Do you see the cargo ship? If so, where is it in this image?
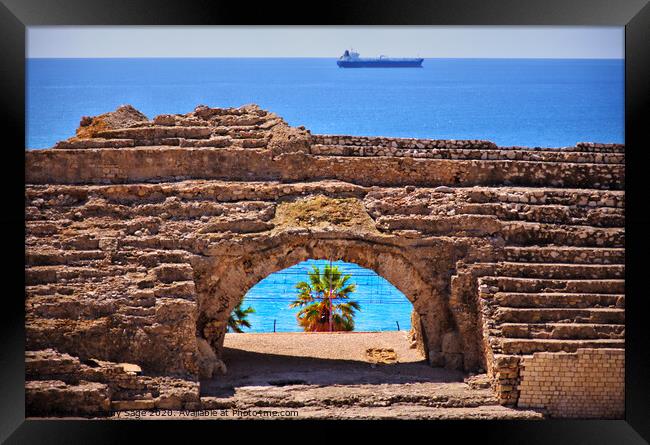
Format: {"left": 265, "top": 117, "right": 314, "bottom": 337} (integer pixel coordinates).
{"left": 336, "top": 50, "right": 423, "bottom": 68}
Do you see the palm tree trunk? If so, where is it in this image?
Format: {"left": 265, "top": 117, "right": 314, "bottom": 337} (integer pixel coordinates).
{"left": 328, "top": 260, "right": 333, "bottom": 332}
{"left": 329, "top": 291, "right": 333, "bottom": 332}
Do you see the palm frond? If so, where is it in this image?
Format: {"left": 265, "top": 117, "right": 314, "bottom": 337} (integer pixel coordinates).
{"left": 228, "top": 301, "right": 255, "bottom": 333}
{"left": 290, "top": 264, "right": 361, "bottom": 333}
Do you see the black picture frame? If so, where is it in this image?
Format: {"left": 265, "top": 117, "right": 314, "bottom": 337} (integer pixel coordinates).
{"left": 2, "top": 0, "right": 649, "bottom": 442}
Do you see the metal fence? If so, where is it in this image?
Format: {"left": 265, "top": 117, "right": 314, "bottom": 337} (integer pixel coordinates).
{"left": 238, "top": 260, "right": 413, "bottom": 333}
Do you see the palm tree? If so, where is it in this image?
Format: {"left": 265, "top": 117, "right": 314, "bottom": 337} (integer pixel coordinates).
{"left": 227, "top": 300, "right": 255, "bottom": 333}
{"left": 289, "top": 264, "right": 360, "bottom": 332}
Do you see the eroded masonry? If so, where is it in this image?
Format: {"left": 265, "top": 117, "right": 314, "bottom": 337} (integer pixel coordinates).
{"left": 25, "top": 105, "right": 624, "bottom": 418}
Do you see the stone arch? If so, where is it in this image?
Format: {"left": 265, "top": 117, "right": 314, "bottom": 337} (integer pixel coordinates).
{"left": 191, "top": 231, "right": 475, "bottom": 372}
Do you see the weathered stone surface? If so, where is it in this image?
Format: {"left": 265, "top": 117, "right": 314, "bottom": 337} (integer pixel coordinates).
{"left": 25, "top": 104, "right": 624, "bottom": 418}
{"left": 196, "top": 337, "right": 226, "bottom": 379}
{"left": 25, "top": 348, "right": 200, "bottom": 417}
{"left": 26, "top": 380, "right": 111, "bottom": 416}
{"left": 72, "top": 105, "right": 149, "bottom": 140}
{"left": 365, "top": 348, "right": 398, "bottom": 364}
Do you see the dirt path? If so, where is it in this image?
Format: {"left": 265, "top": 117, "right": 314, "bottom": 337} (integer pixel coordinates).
{"left": 195, "top": 332, "right": 544, "bottom": 420}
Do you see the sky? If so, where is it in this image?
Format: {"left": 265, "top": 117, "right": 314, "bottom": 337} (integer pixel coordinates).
{"left": 27, "top": 26, "right": 624, "bottom": 59}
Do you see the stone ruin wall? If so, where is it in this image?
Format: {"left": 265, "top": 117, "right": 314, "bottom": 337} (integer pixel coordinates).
{"left": 25, "top": 104, "right": 625, "bottom": 417}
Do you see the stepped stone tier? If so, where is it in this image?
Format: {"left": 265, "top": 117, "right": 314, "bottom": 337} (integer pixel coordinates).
{"left": 25, "top": 104, "right": 625, "bottom": 418}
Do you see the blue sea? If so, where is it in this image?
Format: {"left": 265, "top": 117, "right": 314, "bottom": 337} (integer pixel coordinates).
{"left": 27, "top": 58, "right": 623, "bottom": 149}
{"left": 26, "top": 57, "right": 624, "bottom": 332}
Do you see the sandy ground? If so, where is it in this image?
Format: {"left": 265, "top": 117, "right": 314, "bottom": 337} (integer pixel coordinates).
{"left": 224, "top": 331, "right": 427, "bottom": 362}
{"left": 191, "top": 332, "right": 544, "bottom": 420}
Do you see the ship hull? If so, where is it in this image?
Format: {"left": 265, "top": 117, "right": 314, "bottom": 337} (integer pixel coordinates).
{"left": 337, "top": 59, "right": 423, "bottom": 68}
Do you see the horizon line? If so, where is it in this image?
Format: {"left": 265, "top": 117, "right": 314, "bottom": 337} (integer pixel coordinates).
{"left": 27, "top": 56, "right": 625, "bottom": 60}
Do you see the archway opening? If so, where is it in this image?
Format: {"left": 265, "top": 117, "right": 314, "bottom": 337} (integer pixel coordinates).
{"left": 238, "top": 259, "right": 414, "bottom": 334}
{"left": 200, "top": 257, "right": 466, "bottom": 400}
